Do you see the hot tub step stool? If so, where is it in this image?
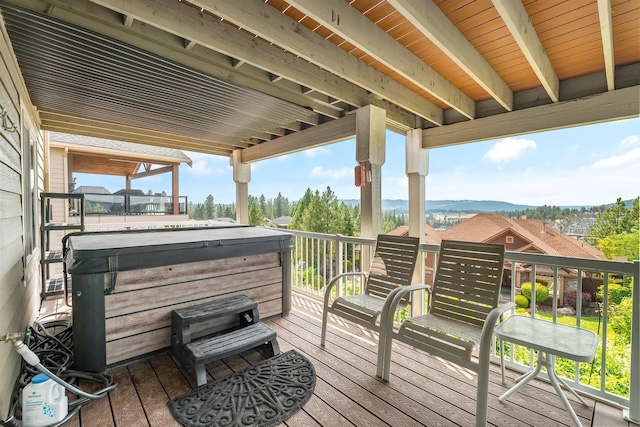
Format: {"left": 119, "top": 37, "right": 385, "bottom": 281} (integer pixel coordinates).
{"left": 171, "top": 295, "right": 280, "bottom": 387}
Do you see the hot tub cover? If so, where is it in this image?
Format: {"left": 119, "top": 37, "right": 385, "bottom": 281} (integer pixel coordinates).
{"left": 65, "top": 226, "right": 292, "bottom": 275}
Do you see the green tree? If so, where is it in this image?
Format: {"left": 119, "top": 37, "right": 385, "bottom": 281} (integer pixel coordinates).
{"left": 290, "top": 188, "right": 314, "bottom": 230}
{"left": 586, "top": 198, "right": 630, "bottom": 244}
{"left": 203, "top": 194, "right": 215, "bottom": 219}
{"left": 587, "top": 197, "right": 640, "bottom": 260}
{"left": 248, "top": 201, "right": 263, "bottom": 226}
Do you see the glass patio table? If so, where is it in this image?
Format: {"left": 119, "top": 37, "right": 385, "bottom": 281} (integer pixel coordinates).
{"left": 494, "top": 315, "right": 599, "bottom": 427}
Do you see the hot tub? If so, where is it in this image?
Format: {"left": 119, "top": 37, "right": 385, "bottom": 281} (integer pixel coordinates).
{"left": 65, "top": 225, "right": 292, "bottom": 372}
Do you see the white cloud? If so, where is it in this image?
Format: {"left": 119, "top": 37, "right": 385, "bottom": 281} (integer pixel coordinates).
{"left": 620, "top": 135, "right": 640, "bottom": 146}
{"left": 592, "top": 148, "right": 640, "bottom": 168}
{"left": 188, "top": 159, "right": 214, "bottom": 176}
{"left": 310, "top": 166, "right": 351, "bottom": 180}
{"left": 483, "top": 137, "right": 536, "bottom": 164}
{"left": 304, "top": 147, "right": 330, "bottom": 158}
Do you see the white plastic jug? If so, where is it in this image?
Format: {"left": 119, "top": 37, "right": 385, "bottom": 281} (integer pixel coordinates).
{"left": 22, "top": 373, "right": 68, "bottom": 427}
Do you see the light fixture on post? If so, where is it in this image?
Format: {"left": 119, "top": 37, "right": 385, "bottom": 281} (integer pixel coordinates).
{"left": 354, "top": 164, "right": 371, "bottom": 187}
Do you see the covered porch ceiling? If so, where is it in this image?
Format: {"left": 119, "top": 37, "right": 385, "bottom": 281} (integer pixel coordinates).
{"left": 1, "top": 0, "right": 638, "bottom": 161}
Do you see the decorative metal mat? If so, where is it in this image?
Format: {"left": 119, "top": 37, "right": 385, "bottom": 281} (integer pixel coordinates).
{"left": 168, "top": 350, "right": 316, "bottom": 427}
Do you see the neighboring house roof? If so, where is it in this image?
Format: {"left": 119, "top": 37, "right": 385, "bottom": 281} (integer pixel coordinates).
{"left": 74, "top": 186, "right": 111, "bottom": 194}
{"left": 439, "top": 213, "right": 605, "bottom": 260}
{"left": 49, "top": 132, "right": 192, "bottom": 166}
{"left": 387, "top": 224, "right": 442, "bottom": 245}
{"left": 270, "top": 216, "right": 292, "bottom": 226}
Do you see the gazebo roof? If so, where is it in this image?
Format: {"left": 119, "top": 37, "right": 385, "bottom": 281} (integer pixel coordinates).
{"left": 49, "top": 132, "right": 192, "bottom": 176}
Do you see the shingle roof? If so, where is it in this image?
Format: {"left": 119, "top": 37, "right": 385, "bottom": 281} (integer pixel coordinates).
{"left": 440, "top": 213, "right": 605, "bottom": 259}
{"left": 387, "top": 224, "right": 442, "bottom": 245}
{"left": 49, "top": 132, "right": 192, "bottom": 165}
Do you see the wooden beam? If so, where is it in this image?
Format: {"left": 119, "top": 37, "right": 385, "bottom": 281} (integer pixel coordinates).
{"left": 122, "top": 13, "right": 134, "bottom": 27}
{"left": 87, "top": 0, "right": 420, "bottom": 129}
{"left": 40, "top": 110, "right": 236, "bottom": 156}
{"left": 288, "top": 0, "right": 474, "bottom": 119}
{"left": 129, "top": 164, "right": 173, "bottom": 179}
{"left": 185, "top": 0, "right": 443, "bottom": 125}
{"left": 597, "top": 0, "right": 615, "bottom": 91}
{"left": 241, "top": 114, "right": 356, "bottom": 163}
{"left": 183, "top": 38, "right": 196, "bottom": 50}
{"left": 389, "top": 0, "right": 513, "bottom": 112}
{"left": 421, "top": 86, "right": 639, "bottom": 148}
{"left": 492, "top": 0, "right": 559, "bottom": 102}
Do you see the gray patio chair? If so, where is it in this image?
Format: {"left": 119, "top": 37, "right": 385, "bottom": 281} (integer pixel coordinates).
{"left": 377, "top": 240, "right": 515, "bottom": 427}
{"left": 320, "top": 234, "right": 420, "bottom": 347}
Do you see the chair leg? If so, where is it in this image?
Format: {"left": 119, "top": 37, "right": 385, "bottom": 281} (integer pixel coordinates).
{"left": 500, "top": 338, "right": 505, "bottom": 385}
{"left": 321, "top": 307, "right": 329, "bottom": 346}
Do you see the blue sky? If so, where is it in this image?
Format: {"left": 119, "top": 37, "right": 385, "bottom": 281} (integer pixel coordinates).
{"left": 75, "top": 117, "right": 639, "bottom": 207}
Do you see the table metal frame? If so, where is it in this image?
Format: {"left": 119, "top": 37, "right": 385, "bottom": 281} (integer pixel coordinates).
{"left": 494, "top": 315, "right": 599, "bottom": 427}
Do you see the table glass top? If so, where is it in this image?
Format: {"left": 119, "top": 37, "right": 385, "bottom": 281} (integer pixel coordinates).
{"left": 494, "top": 315, "right": 599, "bottom": 362}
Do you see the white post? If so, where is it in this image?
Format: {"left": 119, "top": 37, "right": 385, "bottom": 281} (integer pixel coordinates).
{"left": 356, "top": 105, "right": 386, "bottom": 240}
{"left": 230, "top": 149, "right": 251, "bottom": 224}
{"left": 406, "top": 129, "right": 428, "bottom": 316}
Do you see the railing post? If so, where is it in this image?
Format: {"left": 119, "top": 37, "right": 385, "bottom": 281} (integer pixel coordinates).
{"left": 624, "top": 260, "right": 640, "bottom": 423}
{"left": 336, "top": 235, "right": 343, "bottom": 276}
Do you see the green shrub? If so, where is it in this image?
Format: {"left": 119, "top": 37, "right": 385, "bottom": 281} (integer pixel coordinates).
{"left": 520, "top": 282, "right": 550, "bottom": 305}
{"left": 515, "top": 294, "right": 529, "bottom": 308}
{"left": 597, "top": 282, "right": 632, "bottom": 305}
{"left": 610, "top": 297, "right": 632, "bottom": 345}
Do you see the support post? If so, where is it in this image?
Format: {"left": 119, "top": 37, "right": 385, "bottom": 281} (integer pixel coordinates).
{"left": 356, "top": 105, "right": 386, "bottom": 240}
{"left": 231, "top": 149, "right": 251, "bottom": 224}
{"left": 406, "top": 129, "right": 429, "bottom": 316}
{"left": 172, "top": 163, "right": 179, "bottom": 215}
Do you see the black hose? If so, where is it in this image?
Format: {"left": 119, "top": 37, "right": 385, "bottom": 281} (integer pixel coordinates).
{"left": 2, "top": 317, "right": 117, "bottom": 425}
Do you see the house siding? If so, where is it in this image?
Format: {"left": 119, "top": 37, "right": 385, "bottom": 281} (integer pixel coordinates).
{"left": 0, "top": 21, "right": 43, "bottom": 419}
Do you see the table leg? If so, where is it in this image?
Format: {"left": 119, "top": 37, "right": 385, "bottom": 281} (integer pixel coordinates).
{"left": 553, "top": 372, "right": 589, "bottom": 406}
{"left": 499, "top": 351, "right": 543, "bottom": 402}
{"left": 545, "top": 355, "right": 584, "bottom": 427}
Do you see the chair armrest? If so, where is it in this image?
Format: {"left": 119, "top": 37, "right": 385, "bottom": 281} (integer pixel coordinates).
{"left": 480, "top": 302, "right": 516, "bottom": 347}
{"left": 323, "top": 271, "right": 368, "bottom": 307}
{"left": 380, "top": 284, "right": 431, "bottom": 333}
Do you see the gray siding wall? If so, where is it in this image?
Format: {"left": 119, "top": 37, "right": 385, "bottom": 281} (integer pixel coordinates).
{"left": 0, "top": 21, "right": 43, "bottom": 419}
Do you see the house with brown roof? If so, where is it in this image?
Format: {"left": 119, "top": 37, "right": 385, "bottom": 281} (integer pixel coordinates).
{"left": 391, "top": 213, "right": 606, "bottom": 306}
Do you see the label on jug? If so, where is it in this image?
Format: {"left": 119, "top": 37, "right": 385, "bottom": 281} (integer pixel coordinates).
{"left": 22, "top": 373, "right": 68, "bottom": 427}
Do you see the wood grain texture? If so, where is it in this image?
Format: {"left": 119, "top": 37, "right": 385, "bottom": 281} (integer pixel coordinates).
{"left": 127, "top": 360, "right": 181, "bottom": 427}
{"left": 50, "top": 292, "right": 623, "bottom": 427}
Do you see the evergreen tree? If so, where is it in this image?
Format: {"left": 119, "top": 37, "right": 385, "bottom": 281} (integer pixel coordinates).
{"left": 259, "top": 194, "right": 267, "bottom": 216}
{"left": 290, "top": 188, "right": 314, "bottom": 230}
{"left": 586, "top": 198, "right": 631, "bottom": 244}
{"left": 248, "top": 201, "right": 263, "bottom": 226}
{"left": 203, "top": 194, "right": 215, "bottom": 219}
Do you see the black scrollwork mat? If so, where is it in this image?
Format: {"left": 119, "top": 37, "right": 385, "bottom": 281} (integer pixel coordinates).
{"left": 168, "top": 350, "right": 316, "bottom": 426}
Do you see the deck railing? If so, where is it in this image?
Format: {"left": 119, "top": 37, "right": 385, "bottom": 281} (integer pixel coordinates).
{"left": 287, "top": 230, "right": 640, "bottom": 419}
{"left": 72, "top": 193, "right": 188, "bottom": 215}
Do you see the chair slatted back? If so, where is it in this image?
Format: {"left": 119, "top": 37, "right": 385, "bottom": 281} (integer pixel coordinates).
{"left": 431, "top": 240, "right": 505, "bottom": 328}
{"left": 366, "top": 235, "right": 420, "bottom": 304}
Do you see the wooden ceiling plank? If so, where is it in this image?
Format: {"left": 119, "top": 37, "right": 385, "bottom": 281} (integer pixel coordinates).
{"left": 492, "top": 0, "right": 559, "bottom": 102}
{"left": 597, "top": 0, "right": 616, "bottom": 90}
{"left": 388, "top": 0, "right": 514, "bottom": 111}
{"left": 287, "top": 0, "right": 475, "bottom": 119}
{"left": 185, "top": 0, "right": 443, "bottom": 125}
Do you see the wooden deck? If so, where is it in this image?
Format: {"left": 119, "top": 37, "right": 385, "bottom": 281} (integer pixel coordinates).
{"left": 40, "top": 292, "right": 631, "bottom": 426}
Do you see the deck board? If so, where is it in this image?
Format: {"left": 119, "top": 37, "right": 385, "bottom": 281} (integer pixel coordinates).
{"left": 42, "top": 291, "right": 630, "bottom": 426}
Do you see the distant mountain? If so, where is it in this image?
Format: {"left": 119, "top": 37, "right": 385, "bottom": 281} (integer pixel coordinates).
{"left": 337, "top": 198, "right": 636, "bottom": 213}
{"left": 339, "top": 199, "right": 538, "bottom": 213}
